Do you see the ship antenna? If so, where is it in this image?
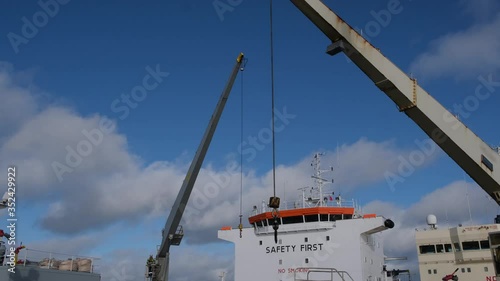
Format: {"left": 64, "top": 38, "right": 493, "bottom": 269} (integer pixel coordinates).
{"left": 311, "top": 153, "right": 334, "bottom": 206}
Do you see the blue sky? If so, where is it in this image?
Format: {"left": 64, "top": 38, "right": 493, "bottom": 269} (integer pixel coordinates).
{"left": 1, "top": 0, "right": 500, "bottom": 280}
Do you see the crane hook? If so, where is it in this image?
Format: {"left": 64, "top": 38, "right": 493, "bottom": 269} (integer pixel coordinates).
{"left": 269, "top": 196, "right": 280, "bottom": 243}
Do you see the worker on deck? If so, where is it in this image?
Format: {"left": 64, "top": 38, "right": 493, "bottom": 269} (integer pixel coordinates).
{"left": 147, "top": 255, "right": 155, "bottom": 278}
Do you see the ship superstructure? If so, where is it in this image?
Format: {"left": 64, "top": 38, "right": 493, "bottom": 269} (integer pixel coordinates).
{"left": 218, "top": 153, "right": 396, "bottom": 281}
{"left": 416, "top": 215, "right": 499, "bottom": 281}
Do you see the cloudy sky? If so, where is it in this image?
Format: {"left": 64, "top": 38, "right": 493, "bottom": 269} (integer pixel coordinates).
{"left": 1, "top": 0, "right": 500, "bottom": 280}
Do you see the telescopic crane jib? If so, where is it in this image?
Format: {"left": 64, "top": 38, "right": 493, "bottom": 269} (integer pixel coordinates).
{"left": 150, "top": 53, "right": 246, "bottom": 281}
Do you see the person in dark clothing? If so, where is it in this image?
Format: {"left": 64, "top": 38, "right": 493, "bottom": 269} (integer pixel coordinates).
{"left": 147, "top": 255, "right": 155, "bottom": 278}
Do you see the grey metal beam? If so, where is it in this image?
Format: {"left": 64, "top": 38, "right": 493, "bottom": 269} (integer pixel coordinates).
{"left": 291, "top": 0, "right": 500, "bottom": 204}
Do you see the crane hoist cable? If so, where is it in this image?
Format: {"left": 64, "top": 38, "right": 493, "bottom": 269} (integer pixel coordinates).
{"left": 238, "top": 58, "right": 247, "bottom": 238}
{"left": 268, "top": 0, "right": 280, "bottom": 244}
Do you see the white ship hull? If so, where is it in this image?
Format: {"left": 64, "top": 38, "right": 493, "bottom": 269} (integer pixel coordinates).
{"left": 220, "top": 215, "right": 392, "bottom": 281}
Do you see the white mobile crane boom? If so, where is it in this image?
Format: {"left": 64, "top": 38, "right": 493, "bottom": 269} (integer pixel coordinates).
{"left": 290, "top": 0, "right": 500, "bottom": 205}
{"left": 151, "top": 53, "right": 245, "bottom": 281}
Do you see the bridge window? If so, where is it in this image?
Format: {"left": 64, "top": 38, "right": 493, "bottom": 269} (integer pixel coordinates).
{"left": 320, "top": 214, "right": 329, "bottom": 221}
{"left": 305, "top": 258, "right": 309, "bottom": 264}
{"left": 485, "top": 267, "right": 489, "bottom": 272}
{"left": 305, "top": 237, "right": 308, "bottom": 243}
{"left": 444, "top": 244, "right": 452, "bottom": 252}
{"left": 435, "top": 244, "right": 452, "bottom": 253}
{"left": 326, "top": 236, "right": 330, "bottom": 241}
{"left": 467, "top": 268, "right": 471, "bottom": 273}
{"left": 259, "top": 241, "right": 262, "bottom": 245}
{"left": 330, "top": 215, "right": 342, "bottom": 221}
{"left": 454, "top": 242, "right": 461, "bottom": 252}
{"left": 419, "top": 245, "right": 436, "bottom": 254}
{"left": 481, "top": 240, "right": 490, "bottom": 249}
{"left": 282, "top": 216, "right": 303, "bottom": 224}
{"left": 267, "top": 219, "right": 282, "bottom": 226}
{"left": 436, "top": 244, "right": 444, "bottom": 253}
{"left": 462, "top": 241, "right": 480, "bottom": 251}
{"left": 305, "top": 214, "right": 319, "bottom": 222}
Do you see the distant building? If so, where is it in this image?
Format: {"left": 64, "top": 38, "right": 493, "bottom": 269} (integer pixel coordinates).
{"left": 415, "top": 215, "right": 498, "bottom": 281}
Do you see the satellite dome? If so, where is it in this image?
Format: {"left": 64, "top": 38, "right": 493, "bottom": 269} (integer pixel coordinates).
{"left": 427, "top": 214, "right": 437, "bottom": 225}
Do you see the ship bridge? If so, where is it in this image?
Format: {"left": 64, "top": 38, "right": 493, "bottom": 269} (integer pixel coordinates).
{"left": 248, "top": 190, "right": 381, "bottom": 235}
{"left": 218, "top": 153, "right": 395, "bottom": 281}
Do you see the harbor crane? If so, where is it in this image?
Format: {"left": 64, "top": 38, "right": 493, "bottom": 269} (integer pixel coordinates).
{"left": 290, "top": 0, "right": 500, "bottom": 205}
{"left": 150, "top": 53, "right": 246, "bottom": 281}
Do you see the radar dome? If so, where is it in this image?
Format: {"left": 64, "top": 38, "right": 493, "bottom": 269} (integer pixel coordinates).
{"left": 427, "top": 214, "right": 437, "bottom": 225}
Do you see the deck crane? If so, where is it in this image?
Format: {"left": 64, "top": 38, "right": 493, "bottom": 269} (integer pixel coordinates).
{"left": 290, "top": 0, "right": 500, "bottom": 205}
{"left": 151, "top": 53, "right": 246, "bottom": 281}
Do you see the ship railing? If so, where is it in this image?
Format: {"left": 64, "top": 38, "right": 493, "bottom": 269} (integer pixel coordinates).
{"left": 254, "top": 222, "right": 334, "bottom": 234}
{"left": 251, "top": 199, "right": 357, "bottom": 215}
{"left": 293, "top": 267, "right": 355, "bottom": 281}
{"left": 12, "top": 248, "right": 100, "bottom": 274}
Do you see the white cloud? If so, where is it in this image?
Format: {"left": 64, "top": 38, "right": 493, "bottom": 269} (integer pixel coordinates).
{"left": 409, "top": 14, "right": 500, "bottom": 80}
{"left": 1, "top": 105, "right": 425, "bottom": 237}
{"left": 0, "top": 63, "right": 38, "bottom": 142}
{"left": 27, "top": 235, "right": 103, "bottom": 258}
{"left": 98, "top": 249, "right": 150, "bottom": 281}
